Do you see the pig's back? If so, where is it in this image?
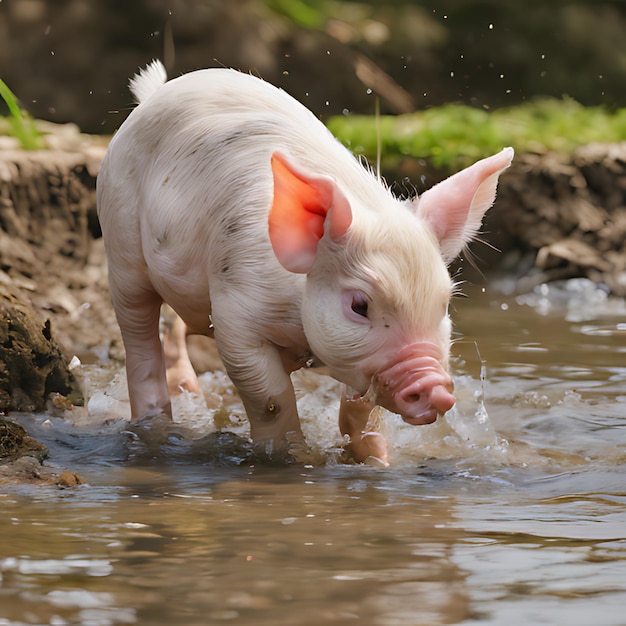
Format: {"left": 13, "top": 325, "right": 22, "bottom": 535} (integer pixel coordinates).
{"left": 98, "top": 67, "right": 388, "bottom": 330}
{"left": 108, "top": 67, "right": 380, "bottom": 212}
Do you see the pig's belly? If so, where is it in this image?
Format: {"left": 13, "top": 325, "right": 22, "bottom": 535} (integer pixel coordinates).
{"left": 161, "top": 291, "right": 213, "bottom": 337}
{"left": 146, "top": 263, "right": 213, "bottom": 336}
{"left": 169, "top": 301, "right": 214, "bottom": 337}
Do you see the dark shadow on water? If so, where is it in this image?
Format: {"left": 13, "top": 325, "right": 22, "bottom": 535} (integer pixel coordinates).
{"left": 122, "top": 414, "right": 256, "bottom": 466}
{"left": 12, "top": 413, "right": 312, "bottom": 472}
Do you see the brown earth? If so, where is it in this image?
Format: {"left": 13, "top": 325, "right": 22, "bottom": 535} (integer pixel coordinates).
{"left": 489, "top": 144, "right": 626, "bottom": 295}
{"left": 0, "top": 128, "right": 111, "bottom": 484}
{"left": 0, "top": 415, "right": 84, "bottom": 487}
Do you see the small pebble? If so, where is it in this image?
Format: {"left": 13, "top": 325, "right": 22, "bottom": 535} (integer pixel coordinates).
{"left": 57, "top": 471, "right": 84, "bottom": 488}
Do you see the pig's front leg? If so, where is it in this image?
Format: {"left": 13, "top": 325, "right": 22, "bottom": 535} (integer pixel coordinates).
{"left": 212, "top": 308, "right": 304, "bottom": 458}
{"left": 339, "top": 388, "right": 389, "bottom": 467}
{"left": 223, "top": 344, "right": 304, "bottom": 458}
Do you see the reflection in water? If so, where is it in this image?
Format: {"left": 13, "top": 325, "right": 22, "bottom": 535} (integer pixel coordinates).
{"left": 1, "top": 279, "right": 625, "bottom": 625}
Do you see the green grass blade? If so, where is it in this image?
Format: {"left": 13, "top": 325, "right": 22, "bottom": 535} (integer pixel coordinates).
{"left": 0, "top": 78, "right": 43, "bottom": 150}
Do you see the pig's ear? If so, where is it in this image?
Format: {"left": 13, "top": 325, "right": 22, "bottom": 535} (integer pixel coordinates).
{"left": 269, "top": 152, "right": 352, "bottom": 273}
{"left": 413, "top": 147, "right": 514, "bottom": 264}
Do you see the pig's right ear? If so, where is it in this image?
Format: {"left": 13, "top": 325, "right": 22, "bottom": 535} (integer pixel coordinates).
{"left": 269, "top": 152, "right": 352, "bottom": 273}
{"left": 413, "top": 147, "right": 513, "bottom": 264}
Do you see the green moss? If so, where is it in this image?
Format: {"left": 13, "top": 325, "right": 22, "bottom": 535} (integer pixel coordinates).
{"left": 264, "top": 0, "right": 327, "bottom": 28}
{"left": 327, "top": 98, "right": 626, "bottom": 169}
{"left": 0, "top": 78, "right": 44, "bottom": 150}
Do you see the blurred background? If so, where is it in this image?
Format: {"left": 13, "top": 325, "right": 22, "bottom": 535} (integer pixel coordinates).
{"left": 0, "top": 0, "right": 625, "bottom": 135}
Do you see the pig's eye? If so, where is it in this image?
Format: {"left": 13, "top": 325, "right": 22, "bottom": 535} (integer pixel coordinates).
{"left": 343, "top": 290, "right": 371, "bottom": 324}
{"left": 350, "top": 291, "right": 369, "bottom": 318}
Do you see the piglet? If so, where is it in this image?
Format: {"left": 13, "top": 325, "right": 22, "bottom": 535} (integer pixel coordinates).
{"left": 97, "top": 60, "right": 513, "bottom": 465}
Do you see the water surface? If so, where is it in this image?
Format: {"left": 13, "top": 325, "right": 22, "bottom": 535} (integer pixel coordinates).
{"left": 1, "top": 279, "right": 625, "bottom": 626}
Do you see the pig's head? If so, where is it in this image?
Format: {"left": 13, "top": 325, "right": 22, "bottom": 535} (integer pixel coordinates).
{"left": 269, "top": 148, "right": 513, "bottom": 424}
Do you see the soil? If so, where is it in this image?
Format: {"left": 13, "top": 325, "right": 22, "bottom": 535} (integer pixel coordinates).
{"left": 490, "top": 144, "right": 626, "bottom": 295}
{"left": 0, "top": 415, "right": 84, "bottom": 487}
{"left": 0, "top": 127, "right": 113, "bottom": 486}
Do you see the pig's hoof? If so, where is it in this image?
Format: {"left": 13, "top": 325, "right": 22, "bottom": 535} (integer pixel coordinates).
{"left": 364, "top": 455, "right": 389, "bottom": 468}
{"left": 346, "top": 431, "right": 389, "bottom": 466}
{"left": 167, "top": 374, "right": 200, "bottom": 396}
{"left": 178, "top": 378, "right": 200, "bottom": 394}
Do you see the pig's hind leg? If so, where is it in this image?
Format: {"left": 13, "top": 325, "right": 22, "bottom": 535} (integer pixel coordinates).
{"left": 111, "top": 283, "right": 173, "bottom": 421}
{"left": 161, "top": 306, "right": 200, "bottom": 396}
{"left": 339, "top": 389, "right": 389, "bottom": 467}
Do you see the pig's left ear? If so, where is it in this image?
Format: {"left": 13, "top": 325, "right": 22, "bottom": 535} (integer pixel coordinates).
{"left": 413, "top": 147, "right": 514, "bottom": 264}
{"left": 269, "top": 152, "right": 352, "bottom": 273}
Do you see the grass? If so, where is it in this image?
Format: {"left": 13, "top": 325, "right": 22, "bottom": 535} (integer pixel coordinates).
{"left": 326, "top": 98, "right": 626, "bottom": 170}
{"left": 0, "top": 78, "right": 44, "bottom": 150}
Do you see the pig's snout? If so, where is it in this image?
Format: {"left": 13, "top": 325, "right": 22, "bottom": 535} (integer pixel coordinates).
{"left": 396, "top": 382, "right": 456, "bottom": 425}
{"left": 372, "top": 342, "right": 455, "bottom": 425}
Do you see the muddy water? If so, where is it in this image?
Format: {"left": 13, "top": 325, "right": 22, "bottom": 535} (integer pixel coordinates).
{"left": 1, "top": 279, "right": 625, "bottom": 626}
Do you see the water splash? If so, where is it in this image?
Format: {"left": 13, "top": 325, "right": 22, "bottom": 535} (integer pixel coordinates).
{"left": 61, "top": 361, "right": 513, "bottom": 468}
